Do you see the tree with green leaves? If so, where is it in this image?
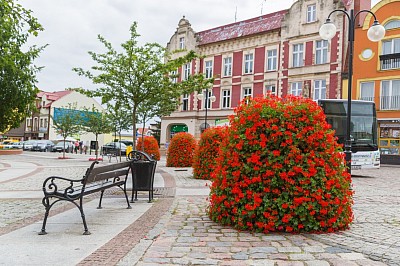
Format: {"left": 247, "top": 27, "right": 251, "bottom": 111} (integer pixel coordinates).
{"left": 106, "top": 102, "right": 132, "bottom": 143}
{"left": 51, "top": 103, "right": 82, "bottom": 159}
{"left": 82, "top": 105, "right": 113, "bottom": 160}
{"left": 73, "top": 22, "right": 212, "bottom": 150}
{"left": 0, "top": 0, "right": 46, "bottom": 132}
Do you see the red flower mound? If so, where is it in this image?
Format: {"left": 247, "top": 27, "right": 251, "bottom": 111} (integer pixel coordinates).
{"left": 137, "top": 136, "right": 161, "bottom": 161}
{"left": 166, "top": 132, "right": 196, "bottom": 167}
{"left": 208, "top": 95, "right": 353, "bottom": 233}
{"left": 193, "top": 127, "right": 228, "bottom": 180}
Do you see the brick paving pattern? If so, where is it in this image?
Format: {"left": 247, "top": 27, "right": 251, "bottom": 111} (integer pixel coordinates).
{"left": 0, "top": 152, "right": 399, "bottom": 265}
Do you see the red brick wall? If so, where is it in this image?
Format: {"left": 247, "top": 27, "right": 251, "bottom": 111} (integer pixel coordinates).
{"left": 282, "top": 78, "right": 288, "bottom": 96}
{"left": 212, "top": 87, "right": 220, "bottom": 109}
{"left": 254, "top": 47, "right": 265, "bottom": 73}
{"left": 253, "top": 82, "right": 264, "bottom": 97}
{"left": 214, "top": 55, "right": 222, "bottom": 78}
{"left": 231, "top": 84, "right": 241, "bottom": 108}
{"left": 305, "top": 41, "right": 313, "bottom": 66}
{"left": 282, "top": 41, "right": 289, "bottom": 69}
{"left": 233, "top": 51, "right": 243, "bottom": 76}
{"left": 329, "top": 73, "right": 338, "bottom": 99}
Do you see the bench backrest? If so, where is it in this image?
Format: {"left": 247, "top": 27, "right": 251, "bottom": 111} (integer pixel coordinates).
{"left": 84, "top": 160, "right": 132, "bottom": 185}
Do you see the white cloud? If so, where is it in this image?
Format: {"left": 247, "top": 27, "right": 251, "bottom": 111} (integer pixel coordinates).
{"left": 18, "top": 0, "right": 381, "bottom": 92}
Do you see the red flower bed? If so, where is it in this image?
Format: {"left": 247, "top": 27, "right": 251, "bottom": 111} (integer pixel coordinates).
{"left": 193, "top": 127, "right": 228, "bottom": 179}
{"left": 166, "top": 132, "right": 196, "bottom": 167}
{"left": 137, "top": 136, "right": 161, "bottom": 161}
{"left": 208, "top": 95, "right": 353, "bottom": 233}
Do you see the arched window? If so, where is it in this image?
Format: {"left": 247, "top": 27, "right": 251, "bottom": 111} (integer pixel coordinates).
{"left": 384, "top": 20, "right": 400, "bottom": 30}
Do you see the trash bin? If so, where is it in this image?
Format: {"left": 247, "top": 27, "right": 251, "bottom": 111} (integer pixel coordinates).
{"left": 131, "top": 159, "right": 157, "bottom": 203}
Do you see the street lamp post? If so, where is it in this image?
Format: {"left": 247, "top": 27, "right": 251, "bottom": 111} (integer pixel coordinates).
{"left": 197, "top": 88, "right": 216, "bottom": 132}
{"left": 319, "top": 9, "right": 385, "bottom": 174}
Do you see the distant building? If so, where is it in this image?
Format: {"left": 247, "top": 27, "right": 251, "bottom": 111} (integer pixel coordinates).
{"left": 5, "top": 90, "right": 107, "bottom": 147}
{"left": 161, "top": 0, "right": 369, "bottom": 147}
{"left": 353, "top": 0, "right": 400, "bottom": 163}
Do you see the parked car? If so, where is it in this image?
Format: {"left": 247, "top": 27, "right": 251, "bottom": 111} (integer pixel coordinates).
{"left": 101, "top": 142, "right": 127, "bottom": 155}
{"left": 52, "top": 141, "right": 74, "bottom": 153}
{"left": 32, "top": 140, "right": 55, "bottom": 152}
{"left": 11, "top": 142, "right": 24, "bottom": 149}
{"left": 119, "top": 140, "right": 134, "bottom": 147}
{"left": 22, "top": 140, "right": 37, "bottom": 151}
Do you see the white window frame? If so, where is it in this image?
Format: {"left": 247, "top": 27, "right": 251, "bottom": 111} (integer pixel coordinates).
{"left": 315, "top": 40, "right": 328, "bottom": 64}
{"left": 382, "top": 38, "right": 400, "bottom": 55}
{"left": 265, "top": 84, "right": 277, "bottom": 96}
{"left": 360, "top": 82, "right": 374, "bottom": 101}
{"left": 222, "top": 89, "right": 231, "bottom": 109}
{"left": 313, "top": 80, "right": 326, "bottom": 100}
{"left": 205, "top": 60, "right": 213, "bottom": 79}
{"left": 223, "top": 57, "right": 232, "bottom": 77}
{"left": 182, "top": 94, "right": 189, "bottom": 111}
{"left": 266, "top": 49, "right": 277, "bottom": 71}
{"left": 381, "top": 80, "right": 400, "bottom": 110}
{"left": 183, "top": 63, "right": 191, "bottom": 80}
{"left": 307, "top": 4, "right": 317, "bottom": 23}
{"left": 179, "top": 37, "right": 185, "bottom": 49}
{"left": 290, "top": 82, "right": 302, "bottom": 96}
{"left": 244, "top": 53, "right": 254, "bottom": 74}
{"left": 170, "top": 70, "right": 178, "bottom": 83}
{"left": 202, "top": 90, "right": 213, "bottom": 109}
{"left": 292, "top": 43, "right": 304, "bottom": 67}
{"left": 243, "top": 87, "right": 252, "bottom": 99}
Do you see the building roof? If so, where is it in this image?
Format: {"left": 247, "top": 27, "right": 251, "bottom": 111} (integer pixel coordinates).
{"left": 38, "top": 90, "right": 73, "bottom": 108}
{"left": 196, "top": 10, "right": 288, "bottom": 46}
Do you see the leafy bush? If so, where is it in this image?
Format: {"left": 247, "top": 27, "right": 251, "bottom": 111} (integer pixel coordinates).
{"left": 166, "top": 132, "right": 196, "bottom": 167}
{"left": 137, "top": 136, "right": 160, "bottom": 161}
{"left": 208, "top": 95, "right": 353, "bottom": 233}
{"left": 193, "top": 127, "right": 227, "bottom": 179}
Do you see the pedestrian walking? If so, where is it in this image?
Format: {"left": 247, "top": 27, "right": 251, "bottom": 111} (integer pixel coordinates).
{"left": 79, "top": 140, "right": 83, "bottom": 154}
{"left": 74, "top": 140, "right": 79, "bottom": 154}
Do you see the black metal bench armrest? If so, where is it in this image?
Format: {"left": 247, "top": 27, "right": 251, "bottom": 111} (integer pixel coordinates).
{"left": 42, "top": 176, "right": 86, "bottom": 199}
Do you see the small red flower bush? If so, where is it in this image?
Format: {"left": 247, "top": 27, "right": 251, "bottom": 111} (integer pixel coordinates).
{"left": 193, "top": 127, "right": 228, "bottom": 179}
{"left": 208, "top": 95, "right": 353, "bottom": 233}
{"left": 137, "top": 136, "right": 160, "bottom": 161}
{"left": 166, "top": 132, "right": 196, "bottom": 167}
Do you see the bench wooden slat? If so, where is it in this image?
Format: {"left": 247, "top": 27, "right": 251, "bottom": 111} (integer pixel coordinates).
{"left": 88, "top": 161, "right": 131, "bottom": 176}
{"left": 86, "top": 168, "right": 130, "bottom": 183}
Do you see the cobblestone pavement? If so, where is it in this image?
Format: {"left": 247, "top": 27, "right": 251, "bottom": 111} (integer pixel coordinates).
{"left": 1, "top": 152, "right": 399, "bottom": 265}
{"left": 121, "top": 165, "right": 399, "bottom": 266}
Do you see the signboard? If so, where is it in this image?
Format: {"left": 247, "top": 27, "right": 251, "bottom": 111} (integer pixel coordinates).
{"left": 215, "top": 118, "right": 229, "bottom": 127}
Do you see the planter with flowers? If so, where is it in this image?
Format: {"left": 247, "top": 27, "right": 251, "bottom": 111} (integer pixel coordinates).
{"left": 166, "top": 132, "right": 196, "bottom": 167}
{"left": 193, "top": 126, "right": 227, "bottom": 179}
{"left": 208, "top": 95, "right": 353, "bottom": 233}
{"left": 137, "top": 136, "right": 161, "bottom": 161}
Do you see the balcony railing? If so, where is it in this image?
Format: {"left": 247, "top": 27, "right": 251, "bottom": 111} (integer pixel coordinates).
{"left": 380, "top": 95, "right": 400, "bottom": 110}
{"left": 359, "top": 96, "right": 374, "bottom": 102}
{"left": 380, "top": 53, "right": 400, "bottom": 70}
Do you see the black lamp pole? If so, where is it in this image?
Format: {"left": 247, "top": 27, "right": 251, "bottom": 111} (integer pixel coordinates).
{"left": 321, "top": 9, "right": 385, "bottom": 175}
{"left": 205, "top": 87, "right": 209, "bottom": 131}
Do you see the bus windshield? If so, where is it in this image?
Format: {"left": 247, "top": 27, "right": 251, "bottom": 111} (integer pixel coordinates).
{"left": 319, "top": 100, "right": 378, "bottom": 151}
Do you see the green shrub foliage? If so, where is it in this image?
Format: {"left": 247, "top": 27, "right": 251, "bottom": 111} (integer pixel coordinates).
{"left": 193, "top": 127, "right": 228, "bottom": 179}
{"left": 137, "top": 136, "right": 160, "bottom": 161}
{"left": 166, "top": 132, "right": 196, "bottom": 167}
{"left": 208, "top": 95, "right": 353, "bottom": 233}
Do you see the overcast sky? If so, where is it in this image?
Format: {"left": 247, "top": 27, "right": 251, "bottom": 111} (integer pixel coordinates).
{"left": 19, "top": 0, "right": 380, "bottom": 93}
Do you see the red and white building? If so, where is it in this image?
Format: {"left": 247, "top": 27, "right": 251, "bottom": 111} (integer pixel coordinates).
{"left": 160, "top": 0, "right": 372, "bottom": 147}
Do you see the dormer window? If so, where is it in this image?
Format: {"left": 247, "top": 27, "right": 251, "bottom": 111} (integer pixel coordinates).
{"left": 307, "top": 4, "right": 316, "bottom": 23}
{"left": 179, "top": 37, "right": 185, "bottom": 49}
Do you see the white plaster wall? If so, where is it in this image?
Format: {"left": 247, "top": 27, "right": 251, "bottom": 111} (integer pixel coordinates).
{"left": 47, "top": 91, "right": 106, "bottom": 147}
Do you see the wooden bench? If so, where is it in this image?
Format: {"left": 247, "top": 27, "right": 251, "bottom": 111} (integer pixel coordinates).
{"left": 39, "top": 160, "right": 132, "bottom": 235}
